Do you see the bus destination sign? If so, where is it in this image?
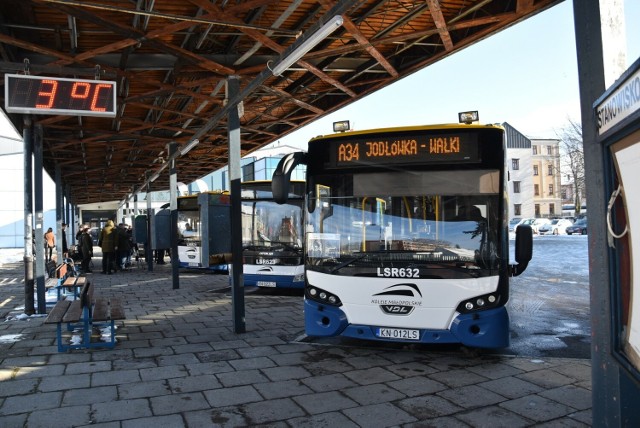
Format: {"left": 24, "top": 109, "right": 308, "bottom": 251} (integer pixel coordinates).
{"left": 332, "top": 132, "right": 479, "bottom": 166}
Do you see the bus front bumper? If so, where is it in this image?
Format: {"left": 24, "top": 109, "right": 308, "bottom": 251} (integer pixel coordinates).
{"left": 244, "top": 273, "right": 304, "bottom": 289}
{"left": 304, "top": 300, "right": 509, "bottom": 349}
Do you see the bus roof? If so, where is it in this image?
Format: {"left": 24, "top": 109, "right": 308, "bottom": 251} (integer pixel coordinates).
{"left": 309, "top": 123, "right": 505, "bottom": 142}
{"left": 177, "top": 190, "right": 227, "bottom": 199}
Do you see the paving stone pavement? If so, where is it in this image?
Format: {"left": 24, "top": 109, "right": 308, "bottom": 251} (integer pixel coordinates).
{"left": 0, "top": 255, "right": 592, "bottom": 427}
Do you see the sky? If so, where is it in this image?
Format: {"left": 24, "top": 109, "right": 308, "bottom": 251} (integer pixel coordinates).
{"left": 1, "top": 1, "right": 639, "bottom": 149}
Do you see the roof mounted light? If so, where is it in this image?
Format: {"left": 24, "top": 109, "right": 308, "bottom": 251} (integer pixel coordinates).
{"left": 333, "top": 120, "right": 350, "bottom": 132}
{"left": 458, "top": 110, "right": 479, "bottom": 124}
{"left": 180, "top": 139, "right": 199, "bottom": 156}
{"left": 271, "top": 15, "right": 343, "bottom": 76}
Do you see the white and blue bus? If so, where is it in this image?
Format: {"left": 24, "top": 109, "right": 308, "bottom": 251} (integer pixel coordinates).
{"left": 272, "top": 123, "right": 532, "bottom": 348}
{"left": 177, "top": 191, "right": 230, "bottom": 272}
{"left": 242, "top": 180, "right": 305, "bottom": 289}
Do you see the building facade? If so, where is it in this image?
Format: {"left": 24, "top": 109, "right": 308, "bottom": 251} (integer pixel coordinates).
{"left": 504, "top": 124, "right": 565, "bottom": 220}
{"left": 531, "top": 138, "right": 562, "bottom": 218}
{"left": 504, "top": 123, "right": 535, "bottom": 219}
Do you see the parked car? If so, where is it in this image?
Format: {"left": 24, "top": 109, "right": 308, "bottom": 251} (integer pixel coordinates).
{"left": 514, "top": 218, "right": 535, "bottom": 233}
{"left": 531, "top": 218, "right": 551, "bottom": 234}
{"left": 538, "top": 218, "right": 573, "bottom": 235}
{"left": 509, "top": 218, "right": 523, "bottom": 232}
{"left": 566, "top": 218, "right": 588, "bottom": 235}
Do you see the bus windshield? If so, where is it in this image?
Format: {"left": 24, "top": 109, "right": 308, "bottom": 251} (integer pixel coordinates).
{"left": 306, "top": 169, "right": 500, "bottom": 277}
{"left": 242, "top": 200, "right": 303, "bottom": 251}
{"left": 178, "top": 209, "right": 200, "bottom": 242}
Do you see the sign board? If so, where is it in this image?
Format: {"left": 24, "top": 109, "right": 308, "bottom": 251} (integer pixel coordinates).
{"left": 596, "top": 66, "right": 640, "bottom": 136}
{"left": 5, "top": 74, "right": 117, "bottom": 117}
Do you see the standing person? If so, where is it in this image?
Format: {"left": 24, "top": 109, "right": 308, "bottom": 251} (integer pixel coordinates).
{"left": 155, "top": 248, "right": 166, "bottom": 265}
{"left": 125, "top": 225, "right": 134, "bottom": 267}
{"left": 80, "top": 225, "right": 93, "bottom": 273}
{"left": 99, "top": 220, "right": 117, "bottom": 274}
{"left": 75, "top": 224, "right": 84, "bottom": 260}
{"left": 61, "top": 223, "right": 69, "bottom": 259}
{"left": 115, "top": 223, "right": 131, "bottom": 271}
{"left": 44, "top": 227, "right": 55, "bottom": 262}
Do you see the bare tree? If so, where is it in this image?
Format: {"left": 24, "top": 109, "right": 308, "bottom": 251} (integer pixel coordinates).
{"left": 558, "top": 119, "right": 585, "bottom": 215}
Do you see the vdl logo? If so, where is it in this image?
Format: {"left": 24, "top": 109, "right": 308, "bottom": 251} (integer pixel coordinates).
{"left": 380, "top": 305, "right": 414, "bottom": 315}
{"left": 373, "top": 283, "right": 422, "bottom": 316}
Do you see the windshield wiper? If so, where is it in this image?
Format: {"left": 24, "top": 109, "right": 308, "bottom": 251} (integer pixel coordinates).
{"left": 269, "top": 241, "right": 300, "bottom": 252}
{"left": 329, "top": 253, "right": 370, "bottom": 273}
{"left": 244, "top": 242, "right": 301, "bottom": 252}
{"left": 419, "top": 261, "right": 486, "bottom": 277}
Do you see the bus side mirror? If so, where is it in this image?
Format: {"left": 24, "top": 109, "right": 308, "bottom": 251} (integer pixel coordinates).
{"left": 511, "top": 224, "right": 533, "bottom": 276}
{"left": 272, "top": 152, "right": 307, "bottom": 204}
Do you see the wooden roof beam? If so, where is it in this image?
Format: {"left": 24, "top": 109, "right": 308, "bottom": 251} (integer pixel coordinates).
{"left": 517, "top": 0, "right": 536, "bottom": 14}
{"left": 187, "top": 0, "right": 356, "bottom": 97}
{"left": 427, "top": 0, "right": 454, "bottom": 51}
{"left": 48, "top": 3, "right": 236, "bottom": 75}
{"left": 340, "top": 17, "right": 398, "bottom": 77}
{"left": 261, "top": 85, "right": 325, "bottom": 114}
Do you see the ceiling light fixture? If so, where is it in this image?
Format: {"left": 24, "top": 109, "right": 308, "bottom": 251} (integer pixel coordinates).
{"left": 180, "top": 139, "right": 199, "bottom": 156}
{"left": 271, "top": 15, "right": 343, "bottom": 77}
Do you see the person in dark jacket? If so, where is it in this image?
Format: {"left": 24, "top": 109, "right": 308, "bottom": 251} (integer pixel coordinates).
{"left": 80, "top": 225, "right": 93, "bottom": 273}
{"left": 99, "top": 220, "right": 117, "bottom": 274}
{"left": 61, "top": 223, "right": 69, "bottom": 258}
{"left": 115, "top": 223, "right": 131, "bottom": 271}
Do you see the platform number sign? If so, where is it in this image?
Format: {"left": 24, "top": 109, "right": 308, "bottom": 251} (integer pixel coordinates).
{"left": 4, "top": 74, "right": 117, "bottom": 117}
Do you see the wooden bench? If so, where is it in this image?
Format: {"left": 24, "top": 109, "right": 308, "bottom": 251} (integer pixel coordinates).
{"left": 45, "top": 261, "right": 68, "bottom": 292}
{"left": 44, "top": 280, "right": 126, "bottom": 352}
{"left": 58, "top": 275, "right": 88, "bottom": 300}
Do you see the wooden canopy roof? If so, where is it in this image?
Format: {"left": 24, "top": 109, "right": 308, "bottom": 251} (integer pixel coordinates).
{"left": 0, "top": 0, "right": 560, "bottom": 204}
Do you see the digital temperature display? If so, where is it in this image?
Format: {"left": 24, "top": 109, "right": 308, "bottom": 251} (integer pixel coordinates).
{"left": 4, "top": 74, "right": 117, "bottom": 117}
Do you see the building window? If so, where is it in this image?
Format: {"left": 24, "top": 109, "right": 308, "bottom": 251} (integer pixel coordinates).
{"left": 547, "top": 145, "right": 553, "bottom": 155}
{"left": 535, "top": 204, "right": 540, "bottom": 216}
{"left": 549, "top": 203, "right": 555, "bottom": 215}
{"left": 548, "top": 164, "right": 553, "bottom": 175}
{"left": 534, "top": 184, "right": 539, "bottom": 196}
{"left": 532, "top": 145, "right": 538, "bottom": 155}
{"left": 512, "top": 158, "right": 519, "bottom": 170}
{"left": 514, "top": 204, "right": 521, "bottom": 216}
{"left": 533, "top": 165, "right": 539, "bottom": 176}
{"left": 549, "top": 184, "right": 553, "bottom": 195}
{"left": 513, "top": 181, "right": 521, "bottom": 193}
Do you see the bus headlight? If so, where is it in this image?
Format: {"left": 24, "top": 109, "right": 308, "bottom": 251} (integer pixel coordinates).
{"left": 457, "top": 293, "right": 501, "bottom": 314}
{"left": 293, "top": 273, "right": 305, "bottom": 283}
{"left": 306, "top": 285, "right": 342, "bottom": 306}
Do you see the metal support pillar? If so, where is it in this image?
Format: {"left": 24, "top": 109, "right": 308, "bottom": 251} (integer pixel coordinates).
{"left": 23, "top": 118, "right": 34, "bottom": 315}
{"left": 55, "top": 165, "right": 63, "bottom": 262}
{"left": 133, "top": 194, "right": 138, "bottom": 218}
{"left": 573, "top": 1, "right": 610, "bottom": 425}
{"left": 169, "top": 142, "right": 180, "bottom": 289}
{"left": 227, "top": 76, "right": 246, "bottom": 334}
{"left": 146, "top": 179, "right": 153, "bottom": 271}
{"left": 33, "top": 125, "right": 46, "bottom": 314}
